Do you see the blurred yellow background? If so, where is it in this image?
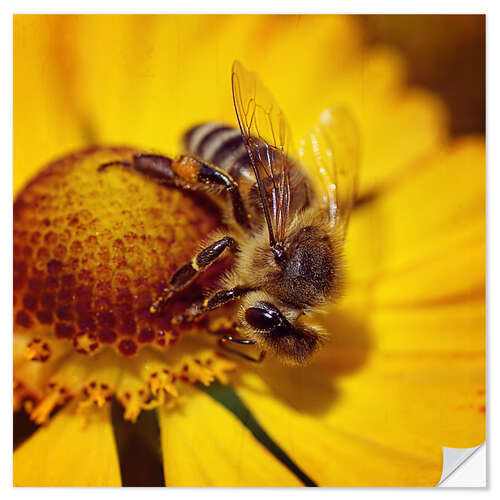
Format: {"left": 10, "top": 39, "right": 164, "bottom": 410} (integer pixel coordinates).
{"left": 13, "top": 14, "right": 484, "bottom": 194}
{"left": 12, "top": 15, "right": 485, "bottom": 487}
{"left": 14, "top": 15, "right": 360, "bottom": 191}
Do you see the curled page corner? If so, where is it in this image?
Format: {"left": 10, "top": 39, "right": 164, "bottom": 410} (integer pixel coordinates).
{"left": 437, "top": 443, "right": 485, "bottom": 486}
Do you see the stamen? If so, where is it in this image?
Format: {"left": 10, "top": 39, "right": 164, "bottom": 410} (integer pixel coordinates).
{"left": 77, "top": 351, "right": 121, "bottom": 410}
{"left": 24, "top": 338, "right": 52, "bottom": 362}
{"left": 116, "top": 370, "right": 151, "bottom": 423}
{"left": 180, "top": 358, "right": 215, "bottom": 386}
{"left": 179, "top": 353, "right": 236, "bottom": 386}
{"left": 15, "top": 330, "right": 240, "bottom": 424}
{"left": 210, "top": 354, "right": 237, "bottom": 384}
{"left": 143, "top": 363, "right": 178, "bottom": 399}
{"left": 152, "top": 370, "right": 178, "bottom": 397}
{"left": 73, "top": 332, "right": 101, "bottom": 356}
{"left": 79, "top": 381, "right": 113, "bottom": 408}
{"left": 30, "top": 384, "right": 71, "bottom": 424}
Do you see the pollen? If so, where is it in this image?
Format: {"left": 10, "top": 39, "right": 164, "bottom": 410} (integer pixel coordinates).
{"left": 14, "top": 147, "right": 221, "bottom": 356}
{"left": 24, "top": 338, "right": 51, "bottom": 362}
{"left": 13, "top": 148, "right": 238, "bottom": 424}
{"left": 30, "top": 384, "right": 71, "bottom": 425}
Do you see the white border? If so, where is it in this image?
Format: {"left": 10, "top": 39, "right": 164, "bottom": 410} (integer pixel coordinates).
{"left": 0, "top": 0, "right": 496, "bottom": 14}
{"left": 3, "top": 1, "right": 496, "bottom": 497}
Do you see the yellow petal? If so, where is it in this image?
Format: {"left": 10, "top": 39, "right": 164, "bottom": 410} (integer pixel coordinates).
{"left": 14, "top": 15, "right": 447, "bottom": 199}
{"left": 346, "top": 137, "right": 485, "bottom": 305}
{"left": 333, "top": 299, "right": 485, "bottom": 354}
{"left": 158, "top": 387, "right": 302, "bottom": 486}
{"left": 13, "top": 15, "right": 90, "bottom": 193}
{"left": 58, "top": 15, "right": 362, "bottom": 158}
{"left": 314, "top": 47, "right": 448, "bottom": 195}
{"left": 14, "top": 404, "right": 121, "bottom": 486}
{"left": 236, "top": 138, "right": 484, "bottom": 485}
{"left": 238, "top": 347, "right": 484, "bottom": 487}
{"left": 14, "top": 14, "right": 448, "bottom": 208}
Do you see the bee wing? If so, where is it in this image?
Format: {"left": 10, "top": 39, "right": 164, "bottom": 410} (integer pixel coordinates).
{"left": 299, "top": 107, "right": 360, "bottom": 233}
{"left": 231, "top": 60, "right": 293, "bottom": 246}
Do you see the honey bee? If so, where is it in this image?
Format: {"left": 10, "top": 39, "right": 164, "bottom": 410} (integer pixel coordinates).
{"left": 99, "top": 61, "right": 359, "bottom": 364}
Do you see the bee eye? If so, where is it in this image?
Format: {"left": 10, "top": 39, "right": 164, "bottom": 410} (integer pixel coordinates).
{"left": 245, "top": 303, "right": 281, "bottom": 331}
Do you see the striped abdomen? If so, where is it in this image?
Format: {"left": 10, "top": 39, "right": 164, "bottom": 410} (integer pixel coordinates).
{"left": 183, "top": 122, "right": 255, "bottom": 185}
{"left": 183, "top": 123, "right": 312, "bottom": 220}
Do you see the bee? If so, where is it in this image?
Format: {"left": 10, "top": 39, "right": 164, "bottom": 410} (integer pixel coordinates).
{"left": 99, "top": 61, "right": 359, "bottom": 365}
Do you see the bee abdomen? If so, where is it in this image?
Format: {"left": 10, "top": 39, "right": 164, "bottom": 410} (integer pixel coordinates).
{"left": 183, "top": 123, "right": 253, "bottom": 182}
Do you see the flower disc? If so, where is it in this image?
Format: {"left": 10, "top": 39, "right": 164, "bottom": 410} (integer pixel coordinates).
{"left": 14, "top": 147, "right": 221, "bottom": 357}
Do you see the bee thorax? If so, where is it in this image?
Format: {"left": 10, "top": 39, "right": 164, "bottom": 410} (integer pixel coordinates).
{"left": 268, "top": 225, "right": 336, "bottom": 309}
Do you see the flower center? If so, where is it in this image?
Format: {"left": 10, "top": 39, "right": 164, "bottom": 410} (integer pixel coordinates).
{"left": 13, "top": 147, "right": 238, "bottom": 424}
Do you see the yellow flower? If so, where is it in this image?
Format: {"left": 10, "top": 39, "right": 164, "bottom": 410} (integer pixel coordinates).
{"left": 13, "top": 14, "right": 484, "bottom": 487}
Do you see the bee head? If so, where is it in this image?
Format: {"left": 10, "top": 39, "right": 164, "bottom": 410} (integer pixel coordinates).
{"left": 239, "top": 294, "right": 324, "bottom": 365}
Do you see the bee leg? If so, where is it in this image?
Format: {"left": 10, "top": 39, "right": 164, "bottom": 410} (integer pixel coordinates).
{"left": 174, "top": 286, "right": 250, "bottom": 324}
{"left": 150, "top": 237, "right": 237, "bottom": 314}
{"left": 217, "top": 336, "right": 266, "bottom": 363}
{"left": 99, "top": 154, "right": 179, "bottom": 185}
{"left": 171, "top": 155, "right": 251, "bottom": 230}
{"left": 99, "top": 153, "right": 251, "bottom": 230}
{"left": 98, "top": 160, "right": 132, "bottom": 171}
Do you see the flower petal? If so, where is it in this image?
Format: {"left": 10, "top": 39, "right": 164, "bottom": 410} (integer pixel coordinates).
{"left": 316, "top": 47, "right": 448, "bottom": 195}
{"left": 346, "top": 137, "right": 485, "bottom": 303}
{"left": 234, "top": 139, "right": 485, "bottom": 486}
{"left": 157, "top": 387, "right": 302, "bottom": 486}
{"left": 238, "top": 346, "right": 484, "bottom": 488}
{"left": 14, "top": 15, "right": 91, "bottom": 193}
{"left": 56, "top": 15, "right": 362, "bottom": 154}
{"left": 14, "top": 404, "right": 121, "bottom": 486}
{"left": 14, "top": 15, "right": 447, "bottom": 199}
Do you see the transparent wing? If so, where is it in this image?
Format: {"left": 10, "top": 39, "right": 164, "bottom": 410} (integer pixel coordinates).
{"left": 299, "top": 107, "right": 360, "bottom": 234}
{"left": 231, "top": 60, "right": 293, "bottom": 246}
